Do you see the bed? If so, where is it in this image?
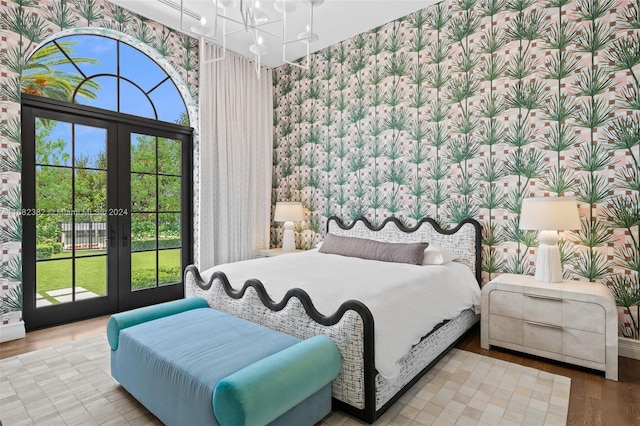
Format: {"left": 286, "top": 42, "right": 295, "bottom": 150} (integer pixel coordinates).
{"left": 185, "top": 216, "right": 482, "bottom": 423}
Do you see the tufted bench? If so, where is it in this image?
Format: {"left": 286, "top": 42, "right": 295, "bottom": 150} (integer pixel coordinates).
{"left": 107, "top": 297, "right": 341, "bottom": 426}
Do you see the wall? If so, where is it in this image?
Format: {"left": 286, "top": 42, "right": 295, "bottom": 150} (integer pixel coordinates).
{"left": 271, "top": 0, "right": 639, "bottom": 295}
{"left": 0, "top": 0, "right": 199, "bottom": 338}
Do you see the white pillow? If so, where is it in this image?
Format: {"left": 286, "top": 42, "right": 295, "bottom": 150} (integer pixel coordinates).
{"left": 422, "top": 246, "right": 458, "bottom": 265}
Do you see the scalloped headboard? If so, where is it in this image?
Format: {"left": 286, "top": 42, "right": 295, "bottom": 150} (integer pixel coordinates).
{"left": 326, "top": 216, "right": 482, "bottom": 285}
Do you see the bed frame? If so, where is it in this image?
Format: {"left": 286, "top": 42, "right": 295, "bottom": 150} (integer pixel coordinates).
{"left": 185, "top": 216, "right": 482, "bottom": 423}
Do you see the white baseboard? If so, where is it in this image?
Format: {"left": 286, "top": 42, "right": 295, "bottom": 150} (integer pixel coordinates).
{"left": 619, "top": 336, "right": 640, "bottom": 360}
{"left": 0, "top": 321, "right": 26, "bottom": 343}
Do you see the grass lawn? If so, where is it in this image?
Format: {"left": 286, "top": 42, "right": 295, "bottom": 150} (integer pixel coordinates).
{"left": 36, "top": 249, "right": 180, "bottom": 304}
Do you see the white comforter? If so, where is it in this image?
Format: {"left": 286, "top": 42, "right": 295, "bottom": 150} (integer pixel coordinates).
{"left": 201, "top": 250, "right": 481, "bottom": 381}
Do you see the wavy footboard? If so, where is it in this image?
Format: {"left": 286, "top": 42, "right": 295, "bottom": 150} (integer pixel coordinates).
{"left": 184, "top": 265, "right": 375, "bottom": 418}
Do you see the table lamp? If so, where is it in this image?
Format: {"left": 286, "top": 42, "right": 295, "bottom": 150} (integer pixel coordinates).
{"left": 519, "top": 197, "right": 581, "bottom": 283}
{"left": 274, "top": 202, "right": 304, "bottom": 252}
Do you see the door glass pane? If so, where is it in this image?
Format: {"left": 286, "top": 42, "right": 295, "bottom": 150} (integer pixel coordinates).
{"left": 131, "top": 133, "right": 156, "bottom": 173}
{"left": 159, "top": 249, "right": 180, "bottom": 286}
{"left": 131, "top": 174, "right": 156, "bottom": 212}
{"left": 36, "top": 259, "right": 71, "bottom": 306}
{"left": 132, "top": 251, "right": 157, "bottom": 290}
{"left": 131, "top": 213, "right": 156, "bottom": 251}
{"left": 77, "top": 218, "right": 104, "bottom": 253}
{"left": 75, "top": 169, "right": 106, "bottom": 212}
{"left": 36, "top": 214, "right": 69, "bottom": 259}
{"left": 158, "top": 138, "right": 181, "bottom": 175}
{"left": 158, "top": 176, "right": 181, "bottom": 211}
{"left": 37, "top": 166, "right": 72, "bottom": 211}
{"left": 76, "top": 256, "right": 106, "bottom": 298}
{"left": 35, "top": 119, "right": 72, "bottom": 166}
{"left": 74, "top": 219, "right": 107, "bottom": 256}
{"left": 158, "top": 213, "right": 180, "bottom": 249}
{"left": 75, "top": 125, "right": 107, "bottom": 169}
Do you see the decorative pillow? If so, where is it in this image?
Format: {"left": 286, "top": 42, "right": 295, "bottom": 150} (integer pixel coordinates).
{"left": 422, "top": 246, "right": 459, "bottom": 265}
{"left": 318, "top": 233, "right": 428, "bottom": 265}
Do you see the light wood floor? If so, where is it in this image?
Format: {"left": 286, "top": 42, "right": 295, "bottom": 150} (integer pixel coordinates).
{"left": 1, "top": 319, "right": 639, "bottom": 425}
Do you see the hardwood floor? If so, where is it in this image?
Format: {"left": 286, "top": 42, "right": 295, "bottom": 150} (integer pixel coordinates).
{"left": 0, "top": 315, "right": 108, "bottom": 359}
{"left": 1, "top": 320, "right": 639, "bottom": 425}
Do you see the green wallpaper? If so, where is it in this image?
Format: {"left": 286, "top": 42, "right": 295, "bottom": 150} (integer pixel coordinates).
{"left": 271, "top": 0, "right": 640, "bottom": 331}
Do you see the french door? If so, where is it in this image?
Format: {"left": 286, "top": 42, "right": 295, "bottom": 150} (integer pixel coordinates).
{"left": 22, "top": 96, "right": 192, "bottom": 329}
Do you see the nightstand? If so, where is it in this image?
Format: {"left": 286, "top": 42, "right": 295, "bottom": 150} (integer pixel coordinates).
{"left": 481, "top": 273, "right": 618, "bottom": 380}
{"left": 255, "top": 248, "right": 304, "bottom": 258}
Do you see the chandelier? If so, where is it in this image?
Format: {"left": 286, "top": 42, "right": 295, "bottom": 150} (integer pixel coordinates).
{"left": 177, "top": 0, "right": 324, "bottom": 75}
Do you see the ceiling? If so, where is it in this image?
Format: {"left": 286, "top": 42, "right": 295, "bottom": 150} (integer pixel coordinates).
{"left": 108, "top": 0, "right": 435, "bottom": 68}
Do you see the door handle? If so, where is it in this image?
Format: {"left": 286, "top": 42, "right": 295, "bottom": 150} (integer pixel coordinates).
{"left": 109, "top": 224, "right": 117, "bottom": 248}
{"left": 122, "top": 223, "right": 129, "bottom": 248}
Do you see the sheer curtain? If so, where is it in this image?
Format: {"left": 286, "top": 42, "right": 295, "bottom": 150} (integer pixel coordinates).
{"left": 197, "top": 43, "right": 273, "bottom": 270}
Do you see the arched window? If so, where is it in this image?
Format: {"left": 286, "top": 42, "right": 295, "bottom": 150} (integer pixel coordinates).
{"left": 23, "top": 35, "right": 188, "bottom": 125}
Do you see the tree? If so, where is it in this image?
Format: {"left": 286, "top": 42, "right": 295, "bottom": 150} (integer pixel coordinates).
{"left": 22, "top": 40, "right": 100, "bottom": 101}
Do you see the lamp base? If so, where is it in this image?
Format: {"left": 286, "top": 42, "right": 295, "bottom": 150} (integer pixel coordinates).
{"left": 282, "top": 221, "right": 295, "bottom": 252}
{"left": 534, "top": 230, "right": 563, "bottom": 283}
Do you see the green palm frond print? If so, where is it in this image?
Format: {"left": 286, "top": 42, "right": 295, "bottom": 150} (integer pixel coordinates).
{"left": 271, "top": 0, "right": 640, "bottom": 312}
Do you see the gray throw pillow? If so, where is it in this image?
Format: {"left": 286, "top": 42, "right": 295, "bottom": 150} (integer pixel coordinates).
{"left": 319, "top": 233, "right": 429, "bottom": 265}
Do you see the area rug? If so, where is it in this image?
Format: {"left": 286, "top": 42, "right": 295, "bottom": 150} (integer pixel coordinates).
{"left": 0, "top": 335, "right": 570, "bottom": 425}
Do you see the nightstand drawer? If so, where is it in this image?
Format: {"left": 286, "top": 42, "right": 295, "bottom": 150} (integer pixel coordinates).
{"left": 523, "top": 293, "right": 562, "bottom": 325}
{"left": 562, "top": 300, "right": 605, "bottom": 334}
{"left": 523, "top": 321, "right": 562, "bottom": 354}
{"left": 489, "top": 290, "right": 523, "bottom": 319}
{"left": 563, "top": 328, "right": 605, "bottom": 364}
{"left": 489, "top": 314, "right": 522, "bottom": 345}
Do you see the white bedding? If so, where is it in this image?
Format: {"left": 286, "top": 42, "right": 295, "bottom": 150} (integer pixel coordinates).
{"left": 201, "top": 250, "right": 481, "bottom": 381}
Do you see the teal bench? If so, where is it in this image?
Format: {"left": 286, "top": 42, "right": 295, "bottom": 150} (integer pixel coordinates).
{"left": 107, "top": 297, "right": 341, "bottom": 426}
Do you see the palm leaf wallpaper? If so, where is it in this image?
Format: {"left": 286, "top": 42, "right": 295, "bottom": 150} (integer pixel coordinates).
{"left": 0, "top": 0, "right": 199, "bottom": 330}
{"left": 1, "top": 0, "right": 638, "bottom": 341}
{"left": 272, "top": 0, "right": 640, "bottom": 335}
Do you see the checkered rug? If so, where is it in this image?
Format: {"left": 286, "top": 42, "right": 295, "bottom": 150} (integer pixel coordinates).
{"left": 0, "top": 335, "right": 570, "bottom": 425}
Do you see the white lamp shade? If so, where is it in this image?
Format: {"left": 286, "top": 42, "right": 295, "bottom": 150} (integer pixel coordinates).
{"left": 274, "top": 202, "right": 304, "bottom": 222}
{"left": 519, "top": 197, "right": 581, "bottom": 231}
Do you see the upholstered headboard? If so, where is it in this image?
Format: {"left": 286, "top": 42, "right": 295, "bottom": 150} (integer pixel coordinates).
{"left": 326, "top": 216, "right": 482, "bottom": 285}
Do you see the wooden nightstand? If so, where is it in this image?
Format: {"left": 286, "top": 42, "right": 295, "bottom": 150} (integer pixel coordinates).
{"left": 481, "top": 273, "right": 618, "bottom": 380}
{"left": 255, "top": 248, "right": 304, "bottom": 258}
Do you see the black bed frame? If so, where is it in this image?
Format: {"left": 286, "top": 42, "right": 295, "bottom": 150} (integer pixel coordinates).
{"left": 187, "top": 215, "right": 482, "bottom": 423}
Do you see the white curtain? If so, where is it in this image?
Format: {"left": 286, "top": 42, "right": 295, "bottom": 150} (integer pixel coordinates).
{"left": 197, "top": 43, "right": 273, "bottom": 270}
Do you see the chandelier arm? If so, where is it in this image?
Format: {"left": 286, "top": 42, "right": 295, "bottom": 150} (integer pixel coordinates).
{"left": 282, "top": 1, "right": 313, "bottom": 69}
{"left": 202, "top": 9, "right": 226, "bottom": 64}
{"left": 213, "top": 0, "right": 218, "bottom": 42}
{"left": 282, "top": 40, "right": 310, "bottom": 70}
{"left": 180, "top": 0, "right": 184, "bottom": 31}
